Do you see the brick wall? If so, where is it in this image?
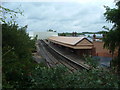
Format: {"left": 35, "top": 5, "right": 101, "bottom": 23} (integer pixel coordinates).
{"left": 92, "top": 41, "right": 118, "bottom": 57}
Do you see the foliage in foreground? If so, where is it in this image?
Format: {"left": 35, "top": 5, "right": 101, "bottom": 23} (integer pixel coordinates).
{"left": 2, "top": 23, "right": 37, "bottom": 88}
{"left": 103, "top": 1, "right": 120, "bottom": 73}
{"left": 30, "top": 65, "right": 119, "bottom": 88}
{"left": 83, "top": 55, "right": 100, "bottom": 68}
{"left": 3, "top": 64, "right": 120, "bottom": 88}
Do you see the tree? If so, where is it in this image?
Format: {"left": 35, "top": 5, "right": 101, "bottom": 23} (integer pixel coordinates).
{"left": 1, "top": 6, "right": 38, "bottom": 88}
{"left": 2, "top": 23, "right": 38, "bottom": 88}
{"left": 103, "top": 1, "right": 120, "bottom": 73}
{"left": 0, "top": 5, "right": 23, "bottom": 24}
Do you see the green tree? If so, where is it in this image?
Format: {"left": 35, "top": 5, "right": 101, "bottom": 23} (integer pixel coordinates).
{"left": 2, "top": 23, "right": 37, "bottom": 88}
{"left": 103, "top": 1, "right": 120, "bottom": 73}
{"left": 1, "top": 6, "right": 38, "bottom": 88}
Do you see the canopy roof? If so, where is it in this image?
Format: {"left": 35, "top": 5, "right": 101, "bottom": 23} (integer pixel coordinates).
{"left": 48, "top": 36, "right": 92, "bottom": 46}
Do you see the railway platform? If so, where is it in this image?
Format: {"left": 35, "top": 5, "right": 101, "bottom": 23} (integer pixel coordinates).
{"left": 44, "top": 40, "right": 90, "bottom": 69}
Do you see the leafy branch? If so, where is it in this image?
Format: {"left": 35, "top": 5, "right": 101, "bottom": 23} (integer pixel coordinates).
{"left": 0, "top": 5, "right": 24, "bottom": 24}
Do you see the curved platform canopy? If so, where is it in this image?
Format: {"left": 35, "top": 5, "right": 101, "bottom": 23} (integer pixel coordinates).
{"left": 48, "top": 36, "right": 93, "bottom": 49}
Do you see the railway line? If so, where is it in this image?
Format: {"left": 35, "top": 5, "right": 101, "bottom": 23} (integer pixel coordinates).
{"left": 37, "top": 40, "right": 90, "bottom": 72}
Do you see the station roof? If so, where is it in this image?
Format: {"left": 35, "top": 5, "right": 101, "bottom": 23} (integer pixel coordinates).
{"left": 48, "top": 36, "right": 86, "bottom": 45}
{"left": 48, "top": 36, "right": 93, "bottom": 49}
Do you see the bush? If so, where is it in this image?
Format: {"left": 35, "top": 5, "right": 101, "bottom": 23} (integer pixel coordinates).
{"left": 30, "top": 65, "right": 68, "bottom": 88}
{"left": 2, "top": 23, "right": 38, "bottom": 88}
{"left": 110, "top": 57, "right": 120, "bottom": 74}
{"left": 83, "top": 55, "right": 100, "bottom": 68}
{"left": 30, "top": 65, "right": 119, "bottom": 88}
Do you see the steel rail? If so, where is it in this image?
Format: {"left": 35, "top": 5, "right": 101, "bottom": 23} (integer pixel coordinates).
{"left": 41, "top": 40, "right": 90, "bottom": 71}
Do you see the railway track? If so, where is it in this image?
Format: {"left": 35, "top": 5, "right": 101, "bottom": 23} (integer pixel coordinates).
{"left": 37, "top": 40, "right": 90, "bottom": 72}
{"left": 37, "top": 40, "right": 77, "bottom": 72}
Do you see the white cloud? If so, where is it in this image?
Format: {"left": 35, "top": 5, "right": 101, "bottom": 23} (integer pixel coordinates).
{"left": 2, "top": 0, "right": 115, "bottom": 33}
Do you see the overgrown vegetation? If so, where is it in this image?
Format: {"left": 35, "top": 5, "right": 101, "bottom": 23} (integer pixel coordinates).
{"left": 1, "top": 6, "right": 38, "bottom": 88}
{"left": 83, "top": 55, "right": 100, "bottom": 68}
{"left": 102, "top": 1, "right": 120, "bottom": 74}
{"left": 30, "top": 65, "right": 119, "bottom": 88}
{"left": 2, "top": 23, "right": 38, "bottom": 88}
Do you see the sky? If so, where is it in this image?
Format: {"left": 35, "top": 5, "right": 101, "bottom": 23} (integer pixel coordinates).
{"left": 2, "top": 0, "right": 116, "bottom": 33}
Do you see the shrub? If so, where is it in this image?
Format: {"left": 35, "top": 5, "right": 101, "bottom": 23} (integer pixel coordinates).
{"left": 30, "top": 65, "right": 119, "bottom": 88}
{"left": 83, "top": 55, "right": 100, "bottom": 68}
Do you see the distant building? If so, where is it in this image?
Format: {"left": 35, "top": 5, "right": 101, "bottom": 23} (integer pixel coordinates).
{"left": 33, "top": 31, "right": 58, "bottom": 40}
{"left": 85, "top": 34, "right": 103, "bottom": 41}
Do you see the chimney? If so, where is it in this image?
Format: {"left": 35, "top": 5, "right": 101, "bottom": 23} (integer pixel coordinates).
{"left": 103, "top": 34, "right": 105, "bottom": 38}
{"left": 72, "top": 32, "right": 74, "bottom": 36}
{"left": 75, "top": 32, "right": 77, "bottom": 36}
{"left": 93, "top": 34, "right": 96, "bottom": 41}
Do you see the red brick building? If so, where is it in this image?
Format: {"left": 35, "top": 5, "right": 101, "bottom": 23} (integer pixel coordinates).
{"left": 93, "top": 41, "right": 118, "bottom": 57}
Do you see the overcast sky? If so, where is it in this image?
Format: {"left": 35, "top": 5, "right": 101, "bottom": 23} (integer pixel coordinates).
{"left": 2, "top": 0, "right": 116, "bottom": 33}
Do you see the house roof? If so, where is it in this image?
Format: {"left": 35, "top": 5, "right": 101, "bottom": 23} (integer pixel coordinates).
{"left": 48, "top": 36, "right": 92, "bottom": 46}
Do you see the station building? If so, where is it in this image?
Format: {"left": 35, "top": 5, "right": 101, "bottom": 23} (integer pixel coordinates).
{"left": 48, "top": 36, "right": 95, "bottom": 56}
{"left": 33, "top": 31, "right": 58, "bottom": 40}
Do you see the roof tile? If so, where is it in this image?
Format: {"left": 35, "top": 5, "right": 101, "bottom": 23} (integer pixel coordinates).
{"left": 48, "top": 36, "right": 85, "bottom": 45}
